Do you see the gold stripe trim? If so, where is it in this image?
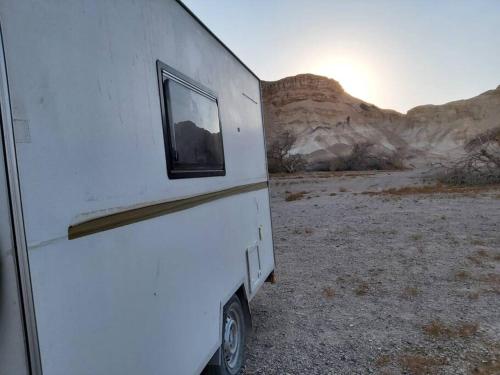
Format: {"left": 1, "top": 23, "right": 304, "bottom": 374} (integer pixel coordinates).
{"left": 68, "top": 181, "right": 268, "bottom": 240}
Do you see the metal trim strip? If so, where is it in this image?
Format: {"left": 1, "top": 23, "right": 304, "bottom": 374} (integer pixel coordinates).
{"left": 0, "top": 19, "right": 43, "bottom": 375}
{"left": 68, "top": 181, "right": 268, "bottom": 240}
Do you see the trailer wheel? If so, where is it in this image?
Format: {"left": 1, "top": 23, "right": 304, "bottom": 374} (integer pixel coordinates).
{"left": 207, "top": 294, "right": 247, "bottom": 375}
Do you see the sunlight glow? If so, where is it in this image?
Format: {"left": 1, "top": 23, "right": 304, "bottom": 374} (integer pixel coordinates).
{"left": 313, "top": 58, "right": 374, "bottom": 103}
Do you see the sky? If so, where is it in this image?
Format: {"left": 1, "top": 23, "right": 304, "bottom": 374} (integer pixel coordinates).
{"left": 183, "top": 0, "right": 500, "bottom": 113}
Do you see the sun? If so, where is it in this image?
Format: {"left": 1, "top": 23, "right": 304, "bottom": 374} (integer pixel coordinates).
{"left": 313, "top": 58, "right": 373, "bottom": 102}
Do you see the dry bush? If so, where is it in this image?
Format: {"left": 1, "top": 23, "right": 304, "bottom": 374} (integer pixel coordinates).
{"left": 330, "top": 142, "right": 405, "bottom": 172}
{"left": 267, "top": 131, "right": 306, "bottom": 173}
{"left": 399, "top": 354, "right": 447, "bottom": 375}
{"left": 422, "top": 320, "right": 478, "bottom": 339}
{"left": 433, "top": 127, "right": 500, "bottom": 186}
{"left": 285, "top": 191, "right": 307, "bottom": 201}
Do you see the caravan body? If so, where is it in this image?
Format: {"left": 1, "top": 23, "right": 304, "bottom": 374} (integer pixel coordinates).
{"left": 0, "top": 1, "right": 274, "bottom": 374}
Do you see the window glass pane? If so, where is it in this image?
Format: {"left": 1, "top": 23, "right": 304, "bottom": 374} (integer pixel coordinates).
{"left": 166, "top": 79, "right": 224, "bottom": 172}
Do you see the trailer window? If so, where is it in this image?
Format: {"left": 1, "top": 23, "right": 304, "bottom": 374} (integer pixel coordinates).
{"left": 157, "top": 61, "right": 225, "bottom": 179}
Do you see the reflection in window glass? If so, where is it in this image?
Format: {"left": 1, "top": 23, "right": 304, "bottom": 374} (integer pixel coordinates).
{"left": 165, "top": 79, "right": 224, "bottom": 175}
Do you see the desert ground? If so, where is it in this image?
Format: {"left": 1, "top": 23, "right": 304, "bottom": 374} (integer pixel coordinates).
{"left": 244, "top": 170, "right": 500, "bottom": 375}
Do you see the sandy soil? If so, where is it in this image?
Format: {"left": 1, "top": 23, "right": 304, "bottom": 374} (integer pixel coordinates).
{"left": 244, "top": 170, "right": 500, "bottom": 375}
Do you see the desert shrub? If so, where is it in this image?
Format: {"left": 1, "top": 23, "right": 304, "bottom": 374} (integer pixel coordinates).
{"left": 433, "top": 127, "right": 500, "bottom": 186}
{"left": 267, "top": 131, "right": 306, "bottom": 173}
{"left": 305, "top": 160, "right": 331, "bottom": 172}
{"left": 285, "top": 191, "right": 307, "bottom": 201}
{"left": 329, "top": 142, "right": 404, "bottom": 171}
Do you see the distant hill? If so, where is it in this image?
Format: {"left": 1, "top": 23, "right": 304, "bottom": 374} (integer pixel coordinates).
{"left": 262, "top": 74, "right": 500, "bottom": 168}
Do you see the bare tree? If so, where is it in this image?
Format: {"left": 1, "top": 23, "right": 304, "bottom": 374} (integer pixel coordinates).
{"left": 434, "top": 126, "right": 500, "bottom": 185}
{"left": 267, "top": 131, "right": 305, "bottom": 173}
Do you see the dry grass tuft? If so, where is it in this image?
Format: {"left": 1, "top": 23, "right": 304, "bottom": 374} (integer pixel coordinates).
{"left": 375, "top": 355, "right": 391, "bottom": 367}
{"left": 480, "top": 273, "right": 500, "bottom": 285}
{"left": 471, "top": 239, "right": 487, "bottom": 246}
{"left": 455, "top": 270, "right": 471, "bottom": 281}
{"left": 423, "top": 320, "right": 453, "bottom": 338}
{"left": 410, "top": 233, "right": 423, "bottom": 241}
{"left": 402, "top": 287, "right": 420, "bottom": 299}
{"left": 457, "top": 323, "right": 480, "bottom": 337}
{"left": 468, "top": 249, "right": 500, "bottom": 263}
{"left": 293, "top": 227, "right": 315, "bottom": 235}
{"left": 468, "top": 254, "right": 485, "bottom": 266}
{"left": 304, "top": 227, "right": 314, "bottom": 235}
{"left": 472, "top": 361, "right": 500, "bottom": 375}
{"left": 399, "top": 354, "right": 447, "bottom": 375}
{"left": 476, "top": 249, "right": 489, "bottom": 257}
{"left": 363, "top": 184, "right": 500, "bottom": 196}
{"left": 423, "top": 320, "right": 478, "bottom": 339}
{"left": 469, "top": 343, "right": 500, "bottom": 375}
{"left": 339, "top": 187, "right": 348, "bottom": 192}
{"left": 329, "top": 192, "right": 337, "bottom": 196}
{"left": 468, "top": 291, "right": 481, "bottom": 300}
{"left": 322, "top": 287, "right": 335, "bottom": 299}
{"left": 285, "top": 191, "right": 308, "bottom": 201}
{"left": 355, "top": 282, "right": 370, "bottom": 296}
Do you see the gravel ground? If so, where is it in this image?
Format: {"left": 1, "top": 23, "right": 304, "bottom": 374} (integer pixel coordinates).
{"left": 244, "top": 170, "right": 500, "bottom": 375}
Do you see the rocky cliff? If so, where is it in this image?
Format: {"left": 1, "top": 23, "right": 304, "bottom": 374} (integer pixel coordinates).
{"left": 401, "top": 86, "right": 500, "bottom": 160}
{"left": 262, "top": 74, "right": 500, "bottom": 167}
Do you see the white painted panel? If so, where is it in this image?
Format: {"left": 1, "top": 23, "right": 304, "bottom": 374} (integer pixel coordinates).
{"left": 0, "top": 0, "right": 267, "bottom": 246}
{"left": 247, "top": 244, "right": 261, "bottom": 294}
{"left": 28, "top": 190, "right": 272, "bottom": 375}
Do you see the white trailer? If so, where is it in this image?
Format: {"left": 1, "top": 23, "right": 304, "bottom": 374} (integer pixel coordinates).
{"left": 0, "top": 1, "right": 275, "bottom": 374}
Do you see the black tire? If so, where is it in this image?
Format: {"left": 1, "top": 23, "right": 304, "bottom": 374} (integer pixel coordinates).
{"left": 204, "top": 295, "right": 247, "bottom": 375}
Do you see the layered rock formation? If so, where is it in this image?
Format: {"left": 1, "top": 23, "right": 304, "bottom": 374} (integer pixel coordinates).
{"left": 262, "top": 74, "right": 500, "bottom": 167}
{"left": 402, "top": 87, "right": 500, "bottom": 160}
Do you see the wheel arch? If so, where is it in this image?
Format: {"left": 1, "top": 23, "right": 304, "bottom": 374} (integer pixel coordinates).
{"left": 205, "top": 283, "right": 252, "bottom": 370}
{"left": 235, "top": 284, "right": 252, "bottom": 332}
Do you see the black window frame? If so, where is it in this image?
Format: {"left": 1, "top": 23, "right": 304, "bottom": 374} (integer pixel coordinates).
{"left": 156, "top": 60, "right": 226, "bottom": 179}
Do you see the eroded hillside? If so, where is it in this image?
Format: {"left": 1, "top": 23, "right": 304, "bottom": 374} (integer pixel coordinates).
{"left": 262, "top": 75, "right": 500, "bottom": 167}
